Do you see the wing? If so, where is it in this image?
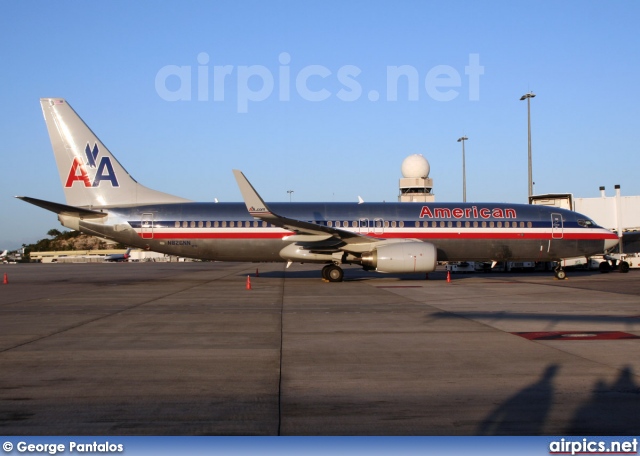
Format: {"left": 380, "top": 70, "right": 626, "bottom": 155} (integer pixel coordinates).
{"left": 232, "top": 170, "right": 380, "bottom": 251}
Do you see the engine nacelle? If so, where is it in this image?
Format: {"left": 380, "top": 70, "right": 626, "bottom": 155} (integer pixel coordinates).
{"left": 361, "top": 242, "right": 437, "bottom": 273}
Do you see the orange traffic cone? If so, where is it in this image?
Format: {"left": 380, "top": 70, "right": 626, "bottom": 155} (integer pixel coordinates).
{"left": 246, "top": 275, "right": 252, "bottom": 290}
{"left": 446, "top": 270, "right": 451, "bottom": 283}
{"left": 3, "top": 273, "right": 7, "bottom": 284}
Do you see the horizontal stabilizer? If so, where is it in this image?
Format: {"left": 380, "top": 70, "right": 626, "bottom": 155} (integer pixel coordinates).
{"left": 16, "top": 196, "right": 107, "bottom": 219}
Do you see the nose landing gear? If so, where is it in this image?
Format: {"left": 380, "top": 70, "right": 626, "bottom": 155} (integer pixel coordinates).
{"left": 554, "top": 266, "right": 567, "bottom": 280}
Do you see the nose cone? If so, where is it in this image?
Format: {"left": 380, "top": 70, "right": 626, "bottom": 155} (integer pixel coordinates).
{"left": 604, "top": 236, "right": 620, "bottom": 251}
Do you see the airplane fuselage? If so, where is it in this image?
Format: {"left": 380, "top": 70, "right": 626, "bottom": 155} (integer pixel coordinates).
{"left": 74, "top": 201, "right": 617, "bottom": 264}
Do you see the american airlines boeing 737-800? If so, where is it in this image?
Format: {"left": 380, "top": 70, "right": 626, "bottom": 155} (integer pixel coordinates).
{"left": 18, "top": 98, "right": 619, "bottom": 281}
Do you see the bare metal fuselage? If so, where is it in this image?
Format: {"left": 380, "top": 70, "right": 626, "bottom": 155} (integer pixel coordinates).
{"left": 69, "top": 201, "right": 616, "bottom": 264}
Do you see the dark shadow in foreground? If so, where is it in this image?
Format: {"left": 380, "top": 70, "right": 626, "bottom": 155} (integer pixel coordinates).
{"left": 566, "top": 366, "right": 640, "bottom": 435}
{"left": 478, "top": 364, "right": 559, "bottom": 435}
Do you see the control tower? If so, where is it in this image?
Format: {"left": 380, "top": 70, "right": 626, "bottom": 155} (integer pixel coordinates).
{"left": 398, "top": 154, "right": 435, "bottom": 202}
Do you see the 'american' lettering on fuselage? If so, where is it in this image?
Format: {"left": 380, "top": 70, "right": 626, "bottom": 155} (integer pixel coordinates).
{"left": 419, "top": 206, "right": 517, "bottom": 219}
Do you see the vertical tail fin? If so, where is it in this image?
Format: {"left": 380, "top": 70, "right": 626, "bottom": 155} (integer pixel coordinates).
{"left": 40, "top": 98, "right": 190, "bottom": 207}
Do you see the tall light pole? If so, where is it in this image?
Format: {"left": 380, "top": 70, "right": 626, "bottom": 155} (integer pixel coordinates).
{"left": 287, "top": 190, "right": 294, "bottom": 202}
{"left": 457, "top": 136, "right": 468, "bottom": 202}
{"left": 520, "top": 91, "right": 536, "bottom": 198}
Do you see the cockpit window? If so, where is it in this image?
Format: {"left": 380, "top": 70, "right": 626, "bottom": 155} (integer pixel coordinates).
{"left": 577, "top": 219, "right": 595, "bottom": 227}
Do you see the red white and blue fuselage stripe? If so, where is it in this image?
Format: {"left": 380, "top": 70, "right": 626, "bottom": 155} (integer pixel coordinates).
{"left": 106, "top": 201, "right": 618, "bottom": 262}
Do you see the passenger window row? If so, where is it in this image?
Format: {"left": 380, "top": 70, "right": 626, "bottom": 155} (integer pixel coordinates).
{"left": 173, "top": 221, "right": 268, "bottom": 228}
{"left": 171, "top": 220, "right": 534, "bottom": 229}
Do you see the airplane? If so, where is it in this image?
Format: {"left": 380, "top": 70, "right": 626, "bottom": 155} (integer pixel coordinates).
{"left": 17, "top": 98, "right": 619, "bottom": 282}
{"left": 104, "top": 248, "right": 131, "bottom": 262}
{"left": 0, "top": 250, "right": 8, "bottom": 262}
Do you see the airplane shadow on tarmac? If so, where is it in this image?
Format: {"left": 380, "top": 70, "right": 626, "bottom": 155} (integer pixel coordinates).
{"left": 477, "top": 364, "right": 640, "bottom": 435}
{"left": 248, "top": 267, "right": 609, "bottom": 282}
{"left": 244, "top": 269, "right": 433, "bottom": 281}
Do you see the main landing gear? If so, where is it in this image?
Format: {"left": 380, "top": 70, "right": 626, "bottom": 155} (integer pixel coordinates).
{"left": 599, "top": 259, "right": 630, "bottom": 273}
{"left": 322, "top": 264, "right": 344, "bottom": 282}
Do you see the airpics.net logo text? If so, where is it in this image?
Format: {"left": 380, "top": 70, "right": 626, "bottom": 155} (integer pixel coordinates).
{"left": 155, "top": 52, "right": 484, "bottom": 113}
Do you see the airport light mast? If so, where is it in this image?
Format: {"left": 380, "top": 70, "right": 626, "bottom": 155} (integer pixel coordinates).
{"left": 520, "top": 91, "right": 536, "bottom": 198}
{"left": 457, "top": 136, "right": 468, "bottom": 202}
{"left": 287, "top": 190, "right": 294, "bottom": 202}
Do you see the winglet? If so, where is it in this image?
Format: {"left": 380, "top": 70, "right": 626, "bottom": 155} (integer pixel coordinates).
{"left": 231, "top": 170, "right": 374, "bottom": 243}
{"left": 232, "top": 170, "right": 275, "bottom": 219}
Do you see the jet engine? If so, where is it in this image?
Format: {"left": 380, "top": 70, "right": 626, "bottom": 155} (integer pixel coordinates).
{"left": 361, "top": 242, "right": 437, "bottom": 273}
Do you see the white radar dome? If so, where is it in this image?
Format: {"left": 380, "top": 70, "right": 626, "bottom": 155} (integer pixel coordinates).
{"left": 401, "top": 154, "right": 430, "bottom": 178}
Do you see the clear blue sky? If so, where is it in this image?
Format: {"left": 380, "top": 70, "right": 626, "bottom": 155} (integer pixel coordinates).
{"left": 2, "top": 1, "right": 639, "bottom": 249}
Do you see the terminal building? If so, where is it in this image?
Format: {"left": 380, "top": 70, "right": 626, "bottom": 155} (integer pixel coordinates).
{"left": 29, "top": 249, "right": 169, "bottom": 263}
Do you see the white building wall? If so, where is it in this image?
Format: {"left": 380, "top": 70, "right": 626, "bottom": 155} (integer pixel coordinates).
{"left": 574, "top": 195, "right": 640, "bottom": 232}
{"left": 530, "top": 188, "right": 640, "bottom": 233}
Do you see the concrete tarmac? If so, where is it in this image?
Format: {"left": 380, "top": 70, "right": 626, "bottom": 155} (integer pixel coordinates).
{"left": 1, "top": 262, "right": 639, "bottom": 435}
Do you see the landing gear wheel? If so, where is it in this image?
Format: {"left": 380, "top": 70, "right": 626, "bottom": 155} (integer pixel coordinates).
{"left": 620, "top": 261, "right": 630, "bottom": 273}
{"left": 321, "top": 265, "right": 331, "bottom": 280}
{"left": 325, "top": 265, "right": 344, "bottom": 282}
{"left": 599, "top": 261, "right": 611, "bottom": 273}
{"left": 554, "top": 268, "right": 567, "bottom": 280}
{"left": 554, "top": 265, "right": 567, "bottom": 280}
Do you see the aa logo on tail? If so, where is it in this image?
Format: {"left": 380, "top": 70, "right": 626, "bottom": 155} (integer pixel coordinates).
{"left": 65, "top": 143, "right": 119, "bottom": 188}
